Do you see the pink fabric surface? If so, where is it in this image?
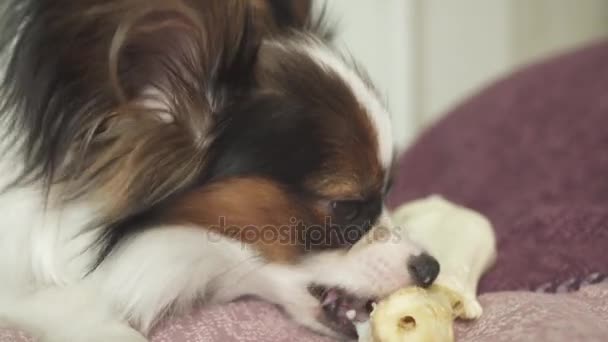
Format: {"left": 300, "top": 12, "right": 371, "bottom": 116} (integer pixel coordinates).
{"left": 149, "top": 300, "right": 332, "bottom": 342}
{"left": 454, "top": 283, "right": 608, "bottom": 342}
{"left": 3, "top": 283, "right": 607, "bottom": 341}
{"left": 0, "top": 330, "right": 32, "bottom": 342}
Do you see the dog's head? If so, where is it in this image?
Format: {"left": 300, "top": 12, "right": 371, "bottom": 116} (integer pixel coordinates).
{"left": 2, "top": 0, "right": 439, "bottom": 338}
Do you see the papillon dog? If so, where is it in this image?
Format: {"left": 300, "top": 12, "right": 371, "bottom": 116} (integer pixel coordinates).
{"left": 0, "top": 0, "right": 439, "bottom": 340}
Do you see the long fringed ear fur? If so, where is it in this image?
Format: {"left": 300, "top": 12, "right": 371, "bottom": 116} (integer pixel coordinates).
{"left": 1, "top": 0, "right": 260, "bottom": 218}
{"left": 83, "top": 1, "right": 261, "bottom": 218}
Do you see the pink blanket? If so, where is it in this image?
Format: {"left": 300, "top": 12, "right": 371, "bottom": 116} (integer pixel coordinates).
{"left": 3, "top": 283, "right": 607, "bottom": 342}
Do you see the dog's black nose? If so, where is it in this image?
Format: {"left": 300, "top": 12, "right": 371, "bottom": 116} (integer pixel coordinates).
{"left": 407, "top": 253, "right": 440, "bottom": 287}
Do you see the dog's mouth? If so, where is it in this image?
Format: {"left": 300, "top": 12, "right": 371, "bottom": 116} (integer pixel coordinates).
{"left": 309, "top": 285, "right": 376, "bottom": 339}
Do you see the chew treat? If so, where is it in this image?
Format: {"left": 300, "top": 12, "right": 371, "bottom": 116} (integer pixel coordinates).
{"left": 360, "top": 285, "right": 461, "bottom": 342}
{"left": 358, "top": 195, "right": 497, "bottom": 342}
{"left": 393, "top": 195, "right": 497, "bottom": 319}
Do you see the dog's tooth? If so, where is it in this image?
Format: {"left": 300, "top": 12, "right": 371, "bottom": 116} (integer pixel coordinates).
{"left": 345, "top": 310, "right": 356, "bottom": 320}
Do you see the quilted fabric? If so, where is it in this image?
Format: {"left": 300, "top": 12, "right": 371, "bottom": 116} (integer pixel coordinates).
{"left": 453, "top": 282, "right": 608, "bottom": 342}
{"left": 150, "top": 283, "right": 608, "bottom": 342}
{"left": 150, "top": 300, "right": 333, "bottom": 342}
{"left": 4, "top": 282, "right": 608, "bottom": 342}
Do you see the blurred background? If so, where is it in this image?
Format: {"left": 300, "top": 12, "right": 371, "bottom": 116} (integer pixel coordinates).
{"left": 320, "top": 0, "right": 608, "bottom": 150}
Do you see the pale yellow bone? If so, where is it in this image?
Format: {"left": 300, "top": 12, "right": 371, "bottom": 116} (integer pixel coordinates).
{"left": 357, "top": 195, "right": 497, "bottom": 342}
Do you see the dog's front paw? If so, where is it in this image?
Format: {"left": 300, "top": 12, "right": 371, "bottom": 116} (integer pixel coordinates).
{"left": 275, "top": 289, "right": 338, "bottom": 338}
{"left": 275, "top": 286, "right": 374, "bottom": 341}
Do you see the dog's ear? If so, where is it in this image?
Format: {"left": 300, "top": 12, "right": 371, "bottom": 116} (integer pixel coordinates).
{"left": 75, "top": 1, "right": 262, "bottom": 266}
{"left": 45, "top": 0, "right": 259, "bottom": 214}
{"left": 4, "top": 1, "right": 262, "bottom": 234}
{"left": 79, "top": 1, "right": 261, "bottom": 212}
{"left": 110, "top": 1, "right": 259, "bottom": 110}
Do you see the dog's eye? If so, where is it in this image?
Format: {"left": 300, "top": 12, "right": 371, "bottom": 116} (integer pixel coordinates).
{"left": 330, "top": 200, "right": 363, "bottom": 222}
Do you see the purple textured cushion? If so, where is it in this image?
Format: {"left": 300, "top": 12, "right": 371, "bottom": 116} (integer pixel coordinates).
{"left": 454, "top": 282, "right": 608, "bottom": 342}
{"left": 0, "top": 329, "right": 32, "bottom": 342}
{"left": 150, "top": 300, "right": 333, "bottom": 342}
{"left": 388, "top": 40, "right": 608, "bottom": 293}
{"left": 4, "top": 282, "right": 608, "bottom": 342}
{"left": 150, "top": 282, "right": 608, "bottom": 342}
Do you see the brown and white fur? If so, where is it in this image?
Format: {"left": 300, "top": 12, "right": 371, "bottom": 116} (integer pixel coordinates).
{"left": 0, "top": 1, "right": 439, "bottom": 341}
